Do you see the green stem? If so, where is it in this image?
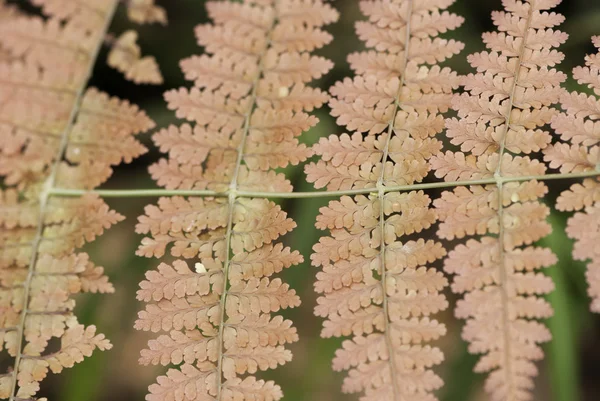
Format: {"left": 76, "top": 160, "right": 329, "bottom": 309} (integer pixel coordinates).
{"left": 48, "top": 171, "right": 600, "bottom": 199}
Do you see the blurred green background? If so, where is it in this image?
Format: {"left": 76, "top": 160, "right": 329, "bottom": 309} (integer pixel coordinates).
{"left": 20, "top": 0, "right": 600, "bottom": 400}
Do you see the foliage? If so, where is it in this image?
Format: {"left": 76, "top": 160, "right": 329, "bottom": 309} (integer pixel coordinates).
{"left": 1, "top": 1, "right": 600, "bottom": 401}
{"left": 432, "top": 0, "right": 567, "bottom": 399}
{"left": 134, "top": 1, "right": 337, "bottom": 400}
{"left": 0, "top": 0, "right": 154, "bottom": 399}
{"left": 307, "top": 1, "right": 463, "bottom": 400}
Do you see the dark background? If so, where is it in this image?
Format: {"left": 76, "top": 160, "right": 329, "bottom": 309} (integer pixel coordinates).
{"left": 16, "top": 0, "right": 600, "bottom": 400}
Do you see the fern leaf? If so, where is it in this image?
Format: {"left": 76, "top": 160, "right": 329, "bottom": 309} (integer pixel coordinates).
{"left": 28, "top": 0, "right": 111, "bottom": 29}
{"left": 308, "top": 0, "right": 463, "bottom": 400}
{"left": 0, "top": 193, "right": 123, "bottom": 399}
{"left": 107, "top": 30, "right": 164, "bottom": 85}
{"left": 0, "top": 15, "right": 97, "bottom": 73}
{"left": 0, "top": 1, "right": 21, "bottom": 61}
{"left": 135, "top": 1, "right": 337, "bottom": 400}
{"left": 0, "top": 1, "right": 154, "bottom": 399}
{"left": 127, "top": 0, "right": 167, "bottom": 25}
{"left": 432, "top": 1, "right": 567, "bottom": 400}
{"left": 547, "top": 37, "right": 600, "bottom": 313}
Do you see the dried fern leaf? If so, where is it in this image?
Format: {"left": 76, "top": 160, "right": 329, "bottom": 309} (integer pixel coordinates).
{"left": 0, "top": 15, "right": 93, "bottom": 86}
{"left": 0, "top": 1, "right": 155, "bottom": 399}
{"left": 135, "top": 1, "right": 337, "bottom": 400}
{"left": 308, "top": 0, "right": 463, "bottom": 400}
{"left": 566, "top": 205, "right": 600, "bottom": 311}
{"left": 0, "top": 14, "right": 153, "bottom": 189}
{"left": 127, "top": 0, "right": 167, "bottom": 25}
{"left": 28, "top": 0, "right": 111, "bottom": 30}
{"left": 0, "top": 191, "right": 123, "bottom": 401}
{"left": 107, "top": 30, "right": 164, "bottom": 85}
{"left": 0, "top": 1, "right": 22, "bottom": 61}
{"left": 548, "top": 37, "right": 600, "bottom": 313}
{"left": 432, "top": 1, "right": 567, "bottom": 400}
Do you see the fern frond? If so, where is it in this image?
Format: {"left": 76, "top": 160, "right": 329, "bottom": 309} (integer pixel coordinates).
{"left": 107, "top": 30, "right": 163, "bottom": 85}
{"left": 0, "top": 1, "right": 21, "bottom": 62}
{"left": 0, "top": 1, "right": 154, "bottom": 399}
{"left": 127, "top": 0, "right": 167, "bottom": 25}
{"left": 308, "top": 0, "right": 463, "bottom": 400}
{"left": 547, "top": 37, "right": 600, "bottom": 312}
{"left": 28, "top": 0, "right": 112, "bottom": 30}
{"left": 432, "top": 1, "right": 567, "bottom": 400}
{"left": 135, "top": 1, "right": 336, "bottom": 400}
